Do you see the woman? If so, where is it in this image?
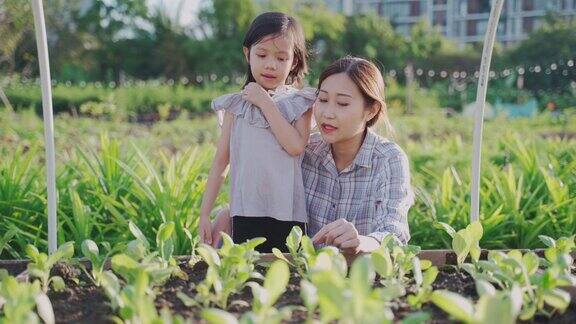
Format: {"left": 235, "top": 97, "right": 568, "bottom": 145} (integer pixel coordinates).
{"left": 208, "top": 56, "right": 414, "bottom": 254}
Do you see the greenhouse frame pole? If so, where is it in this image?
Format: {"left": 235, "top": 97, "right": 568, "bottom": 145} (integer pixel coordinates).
{"left": 31, "top": 0, "right": 58, "bottom": 254}
{"left": 471, "top": 0, "right": 505, "bottom": 222}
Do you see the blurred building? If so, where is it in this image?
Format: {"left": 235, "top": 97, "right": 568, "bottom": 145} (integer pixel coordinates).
{"left": 324, "top": 0, "right": 576, "bottom": 46}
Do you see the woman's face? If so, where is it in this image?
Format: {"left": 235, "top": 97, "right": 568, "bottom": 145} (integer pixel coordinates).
{"left": 314, "top": 73, "right": 375, "bottom": 144}
{"left": 243, "top": 35, "right": 295, "bottom": 90}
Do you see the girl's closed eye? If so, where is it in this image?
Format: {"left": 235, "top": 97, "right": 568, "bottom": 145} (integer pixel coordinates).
{"left": 337, "top": 101, "right": 350, "bottom": 107}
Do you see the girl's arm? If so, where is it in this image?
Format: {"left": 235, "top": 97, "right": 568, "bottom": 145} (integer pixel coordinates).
{"left": 261, "top": 102, "right": 312, "bottom": 156}
{"left": 198, "top": 112, "right": 233, "bottom": 244}
{"left": 243, "top": 83, "right": 312, "bottom": 156}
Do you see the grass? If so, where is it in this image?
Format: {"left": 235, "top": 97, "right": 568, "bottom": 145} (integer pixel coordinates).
{"left": 0, "top": 107, "right": 575, "bottom": 258}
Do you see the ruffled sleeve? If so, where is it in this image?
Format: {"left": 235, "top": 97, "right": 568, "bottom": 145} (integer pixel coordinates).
{"left": 211, "top": 92, "right": 271, "bottom": 128}
{"left": 211, "top": 86, "right": 317, "bottom": 128}
{"left": 275, "top": 87, "right": 317, "bottom": 124}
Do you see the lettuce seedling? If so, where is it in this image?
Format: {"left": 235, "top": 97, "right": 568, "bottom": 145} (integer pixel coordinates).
{"left": 437, "top": 221, "right": 483, "bottom": 269}
{"left": 25, "top": 241, "right": 74, "bottom": 292}
{"left": 272, "top": 226, "right": 321, "bottom": 278}
{"left": 242, "top": 260, "right": 292, "bottom": 323}
{"left": 201, "top": 261, "right": 293, "bottom": 323}
{"left": 472, "top": 247, "right": 575, "bottom": 320}
{"left": 431, "top": 282, "right": 522, "bottom": 324}
{"left": 123, "top": 221, "right": 186, "bottom": 282}
{"left": 310, "top": 256, "right": 394, "bottom": 323}
{"left": 79, "top": 240, "right": 112, "bottom": 287}
{"left": 179, "top": 233, "right": 265, "bottom": 309}
{"left": 0, "top": 275, "right": 55, "bottom": 324}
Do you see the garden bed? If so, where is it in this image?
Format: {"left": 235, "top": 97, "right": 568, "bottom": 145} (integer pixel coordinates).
{"left": 2, "top": 249, "right": 575, "bottom": 323}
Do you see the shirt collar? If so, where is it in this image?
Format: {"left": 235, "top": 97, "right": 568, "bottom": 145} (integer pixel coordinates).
{"left": 311, "top": 128, "right": 377, "bottom": 172}
{"left": 352, "top": 128, "right": 377, "bottom": 169}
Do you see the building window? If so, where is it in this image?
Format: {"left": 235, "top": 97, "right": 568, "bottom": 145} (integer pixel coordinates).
{"left": 468, "top": 0, "right": 491, "bottom": 14}
{"left": 523, "top": 17, "right": 535, "bottom": 33}
{"left": 467, "top": 20, "right": 477, "bottom": 36}
{"left": 522, "top": 0, "right": 534, "bottom": 11}
{"left": 410, "top": 1, "right": 421, "bottom": 16}
{"left": 434, "top": 0, "right": 447, "bottom": 5}
{"left": 433, "top": 11, "right": 447, "bottom": 26}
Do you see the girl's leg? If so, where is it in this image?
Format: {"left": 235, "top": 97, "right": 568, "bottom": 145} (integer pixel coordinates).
{"left": 210, "top": 207, "right": 231, "bottom": 248}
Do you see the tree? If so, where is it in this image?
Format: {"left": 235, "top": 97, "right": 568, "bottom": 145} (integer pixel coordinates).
{"left": 398, "top": 20, "right": 443, "bottom": 114}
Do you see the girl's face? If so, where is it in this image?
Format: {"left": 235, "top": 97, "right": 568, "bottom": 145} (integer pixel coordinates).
{"left": 314, "top": 73, "right": 376, "bottom": 144}
{"left": 243, "top": 34, "right": 295, "bottom": 90}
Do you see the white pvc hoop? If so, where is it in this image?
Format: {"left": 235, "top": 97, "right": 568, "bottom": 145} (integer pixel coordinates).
{"left": 470, "top": 0, "right": 505, "bottom": 222}
{"left": 31, "top": 0, "right": 57, "bottom": 254}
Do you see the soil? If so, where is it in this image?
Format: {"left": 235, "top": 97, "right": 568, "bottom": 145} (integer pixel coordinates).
{"left": 1, "top": 258, "right": 575, "bottom": 323}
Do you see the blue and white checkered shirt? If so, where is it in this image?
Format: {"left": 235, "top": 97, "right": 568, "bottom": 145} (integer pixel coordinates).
{"left": 302, "top": 129, "right": 413, "bottom": 244}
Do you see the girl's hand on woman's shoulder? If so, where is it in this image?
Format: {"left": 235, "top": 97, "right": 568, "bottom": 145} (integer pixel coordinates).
{"left": 242, "top": 82, "right": 274, "bottom": 109}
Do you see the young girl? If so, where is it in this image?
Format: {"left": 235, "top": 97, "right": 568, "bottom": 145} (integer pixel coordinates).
{"left": 198, "top": 12, "right": 315, "bottom": 252}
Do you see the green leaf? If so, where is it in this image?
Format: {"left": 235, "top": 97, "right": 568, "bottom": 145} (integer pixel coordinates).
{"left": 51, "top": 276, "right": 66, "bottom": 292}
{"left": 128, "top": 221, "right": 149, "bottom": 248}
{"left": 81, "top": 240, "right": 99, "bottom": 259}
{"left": 197, "top": 245, "right": 221, "bottom": 267}
{"left": 126, "top": 240, "right": 147, "bottom": 260}
{"left": 401, "top": 311, "right": 430, "bottom": 324}
{"left": 371, "top": 247, "right": 393, "bottom": 278}
{"left": 543, "top": 288, "right": 570, "bottom": 311}
{"left": 538, "top": 235, "right": 556, "bottom": 248}
{"left": 244, "top": 237, "right": 266, "bottom": 251}
{"left": 285, "top": 226, "right": 302, "bottom": 255}
{"left": 48, "top": 242, "right": 75, "bottom": 266}
{"left": 157, "top": 222, "right": 175, "bottom": 243}
{"left": 475, "top": 279, "right": 496, "bottom": 296}
{"left": 35, "top": 292, "right": 55, "bottom": 324}
{"left": 452, "top": 232, "right": 470, "bottom": 266}
{"left": 430, "top": 290, "right": 474, "bottom": 322}
{"left": 435, "top": 222, "right": 456, "bottom": 238}
{"left": 476, "top": 292, "right": 516, "bottom": 324}
{"left": 272, "top": 248, "right": 293, "bottom": 266}
{"left": 201, "top": 308, "right": 239, "bottom": 324}
{"left": 263, "top": 261, "right": 289, "bottom": 305}
{"left": 301, "top": 236, "right": 316, "bottom": 257}
{"left": 422, "top": 266, "right": 439, "bottom": 287}
{"left": 522, "top": 252, "right": 539, "bottom": 275}
{"left": 412, "top": 257, "right": 423, "bottom": 286}
{"left": 300, "top": 279, "right": 318, "bottom": 310}
{"left": 111, "top": 254, "right": 140, "bottom": 274}
{"left": 350, "top": 256, "right": 374, "bottom": 295}
{"left": 25, "top": 244, "right": 40, "bottom": 259}
{"left": 419, "top": 259, "right": 432, "bottom": 270}
{"left": 468, "top": 221, "right": 483, "bottom": 241}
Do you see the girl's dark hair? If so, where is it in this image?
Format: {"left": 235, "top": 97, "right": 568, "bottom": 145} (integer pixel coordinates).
{"left": 243, "top": 12, "right": 308, "bottom": 87}
{"left": 318, "top": 56, "right": 393, "bottom": 133}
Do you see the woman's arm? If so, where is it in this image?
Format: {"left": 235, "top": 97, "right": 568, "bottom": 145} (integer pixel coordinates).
{"left": 367, "top": 148, "right": 413, "bottom": 246}
{"left": 311, "top": 146, "right": 414, "bottom": 254}
{"left": 243, "top": 82, "right": 311, "bottom": 156}
{"left": 198, "top": 112, "right": 233, "bottom": 244}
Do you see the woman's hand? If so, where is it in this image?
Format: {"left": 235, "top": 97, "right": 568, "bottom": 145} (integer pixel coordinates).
{"left": 312, "top": 219, "right": 380, "bottom": 254}
{"left": 242, "top": 82, "right": 274, "bottom": 109}
{"left": 312, "top": 219, "right": 359, "bottom": 252}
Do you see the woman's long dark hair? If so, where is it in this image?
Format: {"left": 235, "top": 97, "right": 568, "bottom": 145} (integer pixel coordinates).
{"left": 243, "top": 12, "right": 308, "bottom": 87}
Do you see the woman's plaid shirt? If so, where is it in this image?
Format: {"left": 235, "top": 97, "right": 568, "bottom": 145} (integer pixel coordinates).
{"left": 302, "top": 130, "right": 413, "bottom": 244}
